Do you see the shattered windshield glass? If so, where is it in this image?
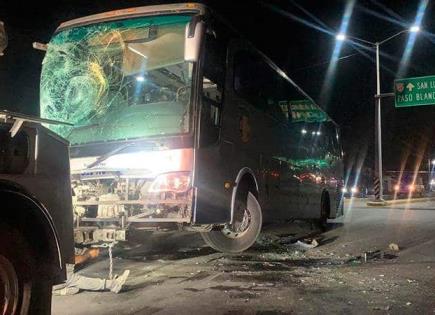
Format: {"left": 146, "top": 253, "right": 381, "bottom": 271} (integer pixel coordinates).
{"left": 40, "top": 15, "right": 193, "bottom": 145}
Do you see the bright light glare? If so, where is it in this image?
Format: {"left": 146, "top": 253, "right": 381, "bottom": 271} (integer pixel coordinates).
{"left": 316, "top": 131, "right": 321, "bottom": 135}
{"left": 431, "top": 159, "right": 435, "bottom": 165}
{"left": 320, "top": 0, "right": 355, "bottom": 106}
{"left": 136, "top": 76, "right": 145, "bottom": 82}
{"left": 336, "top": 33, "right": 346, "bottom": 41}
{"left": 301, "top": 129, "right": 307, "bottom": 134}
{"left": 149, "top": 172, "right": 191, "bottom": 193}
{"left": 397, "top": 0, "right": 427, "bottom": 78}
{"left": 102, "top": 149, "right": 189, "bottom": 175}
{"left": 394, "top": 185, "right": 400, "bottom": 191}
{"left": 341, "top": 187, "right": 348, "bottom": 193}
{"left": 410, "top": 25, "right": 420, "bottom": 33}
{"left": 350, "top": 186, "right": 358, "bottom": 193}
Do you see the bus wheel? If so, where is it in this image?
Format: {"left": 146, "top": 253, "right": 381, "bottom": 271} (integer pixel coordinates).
{"left": 201, "top": 192, "right": 262, "bottom": 253}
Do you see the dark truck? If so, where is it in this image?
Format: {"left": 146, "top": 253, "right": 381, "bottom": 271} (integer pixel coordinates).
{"left": 0, "top": 23, "right": 74, "bottom": 314}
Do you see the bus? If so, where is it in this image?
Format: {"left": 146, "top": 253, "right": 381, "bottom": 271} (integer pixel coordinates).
{"left": 40, "top": 3, "right": 344, "bottom": 254}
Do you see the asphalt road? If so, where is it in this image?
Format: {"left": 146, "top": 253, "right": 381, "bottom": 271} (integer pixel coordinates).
{"left": 52, "top": 199, "right": 435, "bottom": 315}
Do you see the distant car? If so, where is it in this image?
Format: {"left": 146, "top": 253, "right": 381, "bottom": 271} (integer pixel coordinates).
{"left": 342, "top": 185, "right": 365, "bottom": 197}
{"left": 393, "top": 182, "right": 424, "bottom": 197}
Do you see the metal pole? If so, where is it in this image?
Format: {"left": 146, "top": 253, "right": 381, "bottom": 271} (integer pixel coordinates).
{"left": 375, "top": 42, "right": 384, "bottom": 201}
{"left": 429, "top": 158, "right": 432, "bottom": 193}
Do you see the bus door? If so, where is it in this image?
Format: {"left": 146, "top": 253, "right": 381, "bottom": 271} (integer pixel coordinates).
{"left": 193, "top": 23, "right": 232, "bottom": 224}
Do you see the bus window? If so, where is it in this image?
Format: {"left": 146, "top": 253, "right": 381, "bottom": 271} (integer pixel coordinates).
{"left": 233, "top": 51, "right": 283, "bottom": 119}
{"left": 234, "top": 51, "right": 269, "bottom": 111}
{"left": 200, "top": 27, "right": 226, "bottom": 146}
{"left": 324, "top": 122, "right": 341, "bottom": 159}
{"left": 233, "top": 50, "right": 301, "bottom": 123}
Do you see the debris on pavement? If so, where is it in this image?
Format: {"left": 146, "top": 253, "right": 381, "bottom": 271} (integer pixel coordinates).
{"left": 388, "top": 243, "right": 400, "bottom": 251}
{"left": 255, "top": 233, "right": 280, "bottom": 246}
{"left": 52, "top": 199, "right": 435, "bottom": 315}
{"left": 286, "top": 239, "right": 319, "bottom": 251}
{"left": 373, "top": 305, "right": 390, "bottom": 311}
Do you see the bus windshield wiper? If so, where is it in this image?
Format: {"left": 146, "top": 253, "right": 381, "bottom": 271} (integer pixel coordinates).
{"left": 86, "top": 142, "right": 136, "bottom": 169}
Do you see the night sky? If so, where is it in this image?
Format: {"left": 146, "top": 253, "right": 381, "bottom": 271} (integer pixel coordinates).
{"left": 0, "top": 0, "right": 434, "bottom": 178}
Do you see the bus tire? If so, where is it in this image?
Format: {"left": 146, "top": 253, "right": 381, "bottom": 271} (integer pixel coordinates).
{"left": 201, "top": 192, "right": 262, "bottom": 253}
{"left": 0, "top": 224, "right": 52, "bottom": 315}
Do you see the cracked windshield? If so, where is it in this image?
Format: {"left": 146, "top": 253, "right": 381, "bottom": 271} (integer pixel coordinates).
{"left": 40, "top": 15, "right": 193, "bottom": 145}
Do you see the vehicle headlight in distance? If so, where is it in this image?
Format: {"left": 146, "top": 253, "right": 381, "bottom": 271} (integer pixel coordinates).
{"left": 341, "top": 187, "right": 348, "bottom": 193}
{"left": 149, "top": 171, "right": 192, "bottom": 193}
{"left": 394, "top": 185, "right": 400, "bottom": 191}
{"left": 350, "top": 186, "right": 358, "bottom": 194}
{"left": 408, "top": 185, "right": 415, "bottom": 192}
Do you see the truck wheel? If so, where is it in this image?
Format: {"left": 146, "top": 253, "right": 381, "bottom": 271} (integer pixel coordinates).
{"left": 201, "top": 192, "right": 262, "bottom": 253}
{"left": 0, "top": 224, "right": 51, "bottom": 315}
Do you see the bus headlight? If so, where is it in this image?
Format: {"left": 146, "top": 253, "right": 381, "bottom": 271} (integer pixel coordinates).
{"left": 149, "top": 172, "right": 192, "bottom": 193}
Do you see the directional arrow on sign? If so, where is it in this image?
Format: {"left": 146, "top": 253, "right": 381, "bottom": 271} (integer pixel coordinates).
{"left": 406, "top": 82, "right": 415, "bottom": 92}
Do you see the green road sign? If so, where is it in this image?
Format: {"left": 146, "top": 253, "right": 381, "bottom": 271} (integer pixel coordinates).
{"left": 285, "top": 99, "right": 328, "bottom": 122}
{"left": 395, "top": 75, "right": 435, "bottom": 108}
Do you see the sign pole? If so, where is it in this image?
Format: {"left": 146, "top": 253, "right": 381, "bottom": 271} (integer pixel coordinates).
{"left": 375, "top": 42, "right": 384, "bottom": 201}
{"left": 429, "top": 159, "right": 432, "bottom": 193}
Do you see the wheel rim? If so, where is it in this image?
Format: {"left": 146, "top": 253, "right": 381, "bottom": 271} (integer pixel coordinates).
{"left": 0, "top": 255, "right": 19, "bottom": 315}
{"left": 222, "top": 200, "right": 252, "bottom": 239}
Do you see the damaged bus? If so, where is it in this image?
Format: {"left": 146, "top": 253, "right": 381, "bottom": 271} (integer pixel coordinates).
{"left": 40, "top": 3, "right": 344, "bottom": 253}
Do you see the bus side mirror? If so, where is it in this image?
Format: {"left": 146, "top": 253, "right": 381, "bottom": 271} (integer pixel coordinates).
{"left": 184, "top": 16, "right": 204, "bottom": 62}
{"left": 0, "top": 21, "right": 7, "bottom": 56}
{"left": 33, "top": 42, "right": 48, "bottom": 51}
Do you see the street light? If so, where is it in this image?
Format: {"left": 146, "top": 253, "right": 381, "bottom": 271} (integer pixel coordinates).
{"left": 336, "top": 26, "right": 420, "bottom": 201}
{"left": 135, "top": 75, "right": 145, "bottom": 82}
{"left": 410, "top": 25, "right": 420, "bottom": 33}
{"left": 336, "top": 33, "right": 346, "bottom": 41}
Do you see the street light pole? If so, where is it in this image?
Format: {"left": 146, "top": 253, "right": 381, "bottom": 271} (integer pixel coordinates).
{"left": 336, "top": 26, "right": 420, "bottom": 202}
{"left": 374, "top": 42, "right": 384, "bottom": 200}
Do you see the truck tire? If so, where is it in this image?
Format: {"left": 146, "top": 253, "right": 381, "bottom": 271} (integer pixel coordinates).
{"left": 0, "top": 224, "right": 52, "bottom": 315}
{"left": 201, "top": 192, "right": 262, "bottom": 253}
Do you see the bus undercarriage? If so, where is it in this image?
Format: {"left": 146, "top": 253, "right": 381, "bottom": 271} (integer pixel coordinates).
{"left": 72, "top": 166, "right": 196, "bottom": 244}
